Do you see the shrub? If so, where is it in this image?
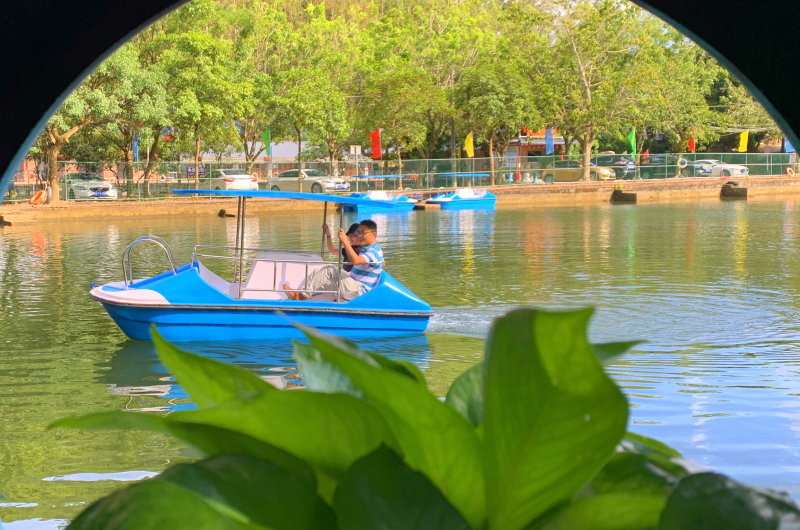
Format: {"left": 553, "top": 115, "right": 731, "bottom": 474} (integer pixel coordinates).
{"left": 53, "top": 308, "right": 800, "bottom": 529}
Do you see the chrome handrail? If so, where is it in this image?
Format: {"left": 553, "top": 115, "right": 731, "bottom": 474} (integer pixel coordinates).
{"left": 122, "top": 235, "right": 177, "bottom": 290}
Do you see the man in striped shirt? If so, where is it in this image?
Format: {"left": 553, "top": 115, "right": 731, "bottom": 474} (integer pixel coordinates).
{"left": 284, "top": 219, "right": 383, "bottom": 301}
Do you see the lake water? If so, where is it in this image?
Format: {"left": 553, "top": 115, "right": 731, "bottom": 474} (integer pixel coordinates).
{"left": 3, "top": 199, "right": 800, "bottom": 527}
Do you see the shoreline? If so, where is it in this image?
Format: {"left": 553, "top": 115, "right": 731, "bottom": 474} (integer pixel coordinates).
{"left": 3, "top": 176, "right": 800, "bottom": 226}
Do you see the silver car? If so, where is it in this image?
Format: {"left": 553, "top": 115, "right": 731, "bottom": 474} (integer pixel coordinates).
{"left": 63, "top": 173, "right": 118, "bottom": 199}
{"left": 268, "top": 169, "right": 350, "bottom": 193}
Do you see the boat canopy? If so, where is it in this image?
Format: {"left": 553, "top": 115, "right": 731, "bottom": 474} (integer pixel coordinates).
{"left": 438, "top": 173, "right": 490, "bottom": 178}
{"left": 172, "top": 189, "right": 401, "bottom": 208}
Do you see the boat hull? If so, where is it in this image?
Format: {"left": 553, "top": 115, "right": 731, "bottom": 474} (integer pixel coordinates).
{"left": 431, "top": 198, "right": 497, "bottom": 210}
{"left": 100, "top": 302, "right": 431, "bottom": 342}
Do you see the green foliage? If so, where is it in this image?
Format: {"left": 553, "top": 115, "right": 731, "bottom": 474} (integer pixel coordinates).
{"left": 54, "top": 308, "right": 800, "bottom": 529}
{"left": 32, "top": 0, "right": 782, "bottom": 169}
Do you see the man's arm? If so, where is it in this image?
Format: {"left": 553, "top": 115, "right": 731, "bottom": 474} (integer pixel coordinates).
{"left": 324, "top": 224, "right": 337, "bottom": 254}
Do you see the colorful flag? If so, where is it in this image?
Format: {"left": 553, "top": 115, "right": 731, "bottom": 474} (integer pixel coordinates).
{"left": 738, "top": 130, "right": 749, "bottom": 153}
{"left": 626, "top": 128, "right": 636, "bottom": 156}
{"left": 642, "top": 149, "right": 650, "bottom": 162}
{"left": 370, "top": 129, "right": 382, "bottom": 160}
{"left": 132, "top": 132, "right": 139, "bottom": 163}
{"left": 464, "top": 132, "right": 474, "bottom": 158}
{"left": 545, "top": 128, "right": 554, "bottom": 155}
{"left": 688, "top": 131, "right": 696, "bottom": 152}
{"left": 261, "top": 129, "right": 271, "bottom": 158}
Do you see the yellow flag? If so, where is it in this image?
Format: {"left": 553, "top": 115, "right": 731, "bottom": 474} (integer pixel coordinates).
{"left": 464, "top": 132, "right": 474, "bottom": 158}
{"left": 738, "top": 130, "right": 749, "bottom": 152}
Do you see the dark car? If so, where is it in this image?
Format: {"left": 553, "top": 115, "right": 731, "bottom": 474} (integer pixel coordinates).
{"left": 590, "top": 154, "right": 636, "bottom": 179}
{"left": 639, "top": 154, "right": 689, "bottom": 179}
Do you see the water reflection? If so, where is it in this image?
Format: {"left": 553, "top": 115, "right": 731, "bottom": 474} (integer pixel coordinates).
{"left": 99, "top": 334, "right": 434, "bottom": 411}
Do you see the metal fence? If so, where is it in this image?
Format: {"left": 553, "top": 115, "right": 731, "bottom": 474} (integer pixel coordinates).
{"left": 4, "top": 153, "right": 798, "bottom": 203}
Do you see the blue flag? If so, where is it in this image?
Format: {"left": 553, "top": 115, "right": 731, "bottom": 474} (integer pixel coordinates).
{"left": 786, "top": 137, "right": 795, "bottom": 153}
{"left": 132, "top": 132, "right": 139, "bottom": 162}
{"left": 545, "top": 128, "right": 554, "bottom": 155}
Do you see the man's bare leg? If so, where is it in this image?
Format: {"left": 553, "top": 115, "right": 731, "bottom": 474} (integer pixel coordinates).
{"left": 282, "top": 283, "right": 309, "bottom": 301}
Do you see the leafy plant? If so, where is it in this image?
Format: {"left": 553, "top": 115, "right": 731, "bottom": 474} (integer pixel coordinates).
{"left": 53, "top": 308, "right": 800, "bottom": 529}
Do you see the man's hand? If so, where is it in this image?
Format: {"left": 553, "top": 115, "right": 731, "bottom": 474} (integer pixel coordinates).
{"left": 338, "top": 228, "right": 349, "bottom": 244}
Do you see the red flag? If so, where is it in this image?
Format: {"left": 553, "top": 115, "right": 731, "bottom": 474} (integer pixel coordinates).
{"left": 642, "top": 149, "right": 650, "bottom": 161}
{"left": 688, "top": 131, "right": 696, "bottom": 152}
{"left": 370, "top": 129, "right": 382, "bottom": 160}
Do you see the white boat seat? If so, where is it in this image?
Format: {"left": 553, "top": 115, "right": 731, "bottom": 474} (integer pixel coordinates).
{"left": 367, "top": 190, "right": 390, "bottom": 200}
{"left": 455, "top": 188, "right": 481, "bottom": 199}
{"left": 241, "top": 251, "right": 326, "bottom": 300}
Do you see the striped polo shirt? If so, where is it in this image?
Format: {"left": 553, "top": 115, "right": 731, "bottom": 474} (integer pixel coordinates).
{"left": 349, "top": 243, "right": 383, "bottom": 291}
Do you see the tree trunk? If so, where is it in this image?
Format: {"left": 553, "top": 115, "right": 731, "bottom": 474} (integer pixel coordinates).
{"left": 580, "top": 132, "right": 595, "bottom": 181}
{"left": 295, "top": 125, "right": 303, "bottom": 190}
{"left": 489, "top": 137, "right": 497, "bottom": 185}
{"left": 449, "top": 118, "right": 457, "bottom": 158}
{"left": 194, "top": 133, "right": 201, "bottom": 187}
{"left": 47, "top": 145, "right": 61, "bottom": 202}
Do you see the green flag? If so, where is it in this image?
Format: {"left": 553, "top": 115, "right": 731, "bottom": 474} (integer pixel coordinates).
{"left": 261, "top": 129, "right": 272, "bottom": 157}
{"left": 626, "top": 128, "right": 636, "bottom": 156}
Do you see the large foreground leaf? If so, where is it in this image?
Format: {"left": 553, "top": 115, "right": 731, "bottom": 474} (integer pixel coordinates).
{"left": 542, "top": 493, "right": 666, "bottom": 530}
{"left": 658, "top": 472, "right": 800, "bottom": 529}
{"left": 52, "top": 411, "right": 314, "bottom": 477}
{"left": 171, "top": 390, "right": 395, "bottom": 480}
{"left": 152, "top": 326, "right": 275, "bottom": 408}
{"left": 69, "top": 454, "right": 334, "bottom": 529}
{"left": 333, "top": 446, "right": 469, "bottom": 530}
{"left": 483, "top": 308, "right": 629, "bottom": 530}
{"left": 296, "top": 328, "right": 486, "bottom": 529}
{"left": 445, "top": 363, "right": 484, "bottom": 427}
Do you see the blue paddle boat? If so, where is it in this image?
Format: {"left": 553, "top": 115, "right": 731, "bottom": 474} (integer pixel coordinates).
{"left": 344, "top": 190, "right": 417, "bottom": 214}
{"left": 427, "top": 188, "right": 497, "bottom": 210}
{"left": 90, "top": 190, "right": 433, "bottom": 342}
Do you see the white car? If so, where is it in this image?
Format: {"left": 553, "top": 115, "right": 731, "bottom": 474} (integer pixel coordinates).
{"left": 686, "top": 159, "right": 749, "bottom": 178}
{"left": 203, "top": 169, "right": 258, "bottom": 191}
{"left": 268, "top": 169, "right": 350, "bottom": 193}
{"left": 63, "top": 173, "right": 118, "bottom": 199}
{"left": 710, "top": 162, "right": 749, "bottom": 178}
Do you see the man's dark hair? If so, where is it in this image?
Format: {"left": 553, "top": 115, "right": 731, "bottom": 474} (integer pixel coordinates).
{"left": 359, "top": 219, "right": 377, "bottom": 233}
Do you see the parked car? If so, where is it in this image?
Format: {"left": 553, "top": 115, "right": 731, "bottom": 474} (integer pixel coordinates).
{"left": 63, "top": 173, "right": 118, "bottom": 199}
{"left": 268, "top": 169, "right": 350, "bottom": 193}
{"left": 541, "top": 160, "right": 616, "bottom": 183}
{"left": 590, "top": 154, "right": 636, "bottom": 179}
{"left": 710, "top": 162, "right": 749, "bottom": 178}
{"left": 639, "top": 154, "right": 689, "bottom": 179}
{"left": 202, "top": 168, "right": 258, "bottom": 191}
{"left": 683, "top": 159, "right": 720, "bottom": 177}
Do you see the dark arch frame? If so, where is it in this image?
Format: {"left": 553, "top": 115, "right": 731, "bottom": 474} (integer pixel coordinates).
{"left": 1, "top": 0, "right": 797, "bottom": 198}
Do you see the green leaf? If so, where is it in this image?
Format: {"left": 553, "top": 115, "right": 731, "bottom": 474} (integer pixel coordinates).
{"left": 658, "top": 472, "right": 800, "bottom": 529}
{"left": 445, "top": 363, "right": 484, "bottom": 427}
{"left": 51, "top": 411, "right": 314, "bottom": 478}
{"left": 51, "top": 410, "right": 170, "bottom": 432}
{"left": 592, "top": 341, "right": 642, "bottom": 365}
{"left": 293, "top": 327, "right": 426, "bottom": 393}
{"left": 483, "top": 308, "right": 629, "bottom": 530}
{"left": 171, "top": 390, "right": 395, "bottom": 480}
{"left": 591, "top": 452, "right": 683, "bottom": 497}
{"left": 298, "top": 326, "right": 486, "bottom": 529}
{"left": 69, "top": 454, "right": 334, "bottom": 529}
{"left": 333, "top": 446, "right": 469, "bottom": 530}
{"left": 542, "top": 493, "right": 666, "bottom": 530}
{"left": 152, "top": 325, "right": 275, "bottom": 408}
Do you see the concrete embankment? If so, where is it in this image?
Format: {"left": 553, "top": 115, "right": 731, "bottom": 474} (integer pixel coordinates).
{"left": 2, "top": 175, "right": 799, "bottom": 226}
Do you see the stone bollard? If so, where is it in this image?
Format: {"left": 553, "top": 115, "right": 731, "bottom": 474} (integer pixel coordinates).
{"left": 610, "top": 189, "right": 637, "bottom": 204}
{"left": 720, "top": 181, "right": 747, "bottom": 200}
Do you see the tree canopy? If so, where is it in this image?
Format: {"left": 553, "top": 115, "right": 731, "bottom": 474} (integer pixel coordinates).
{"left": 34, "top": 0, "right": 781, "bottom": 197}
